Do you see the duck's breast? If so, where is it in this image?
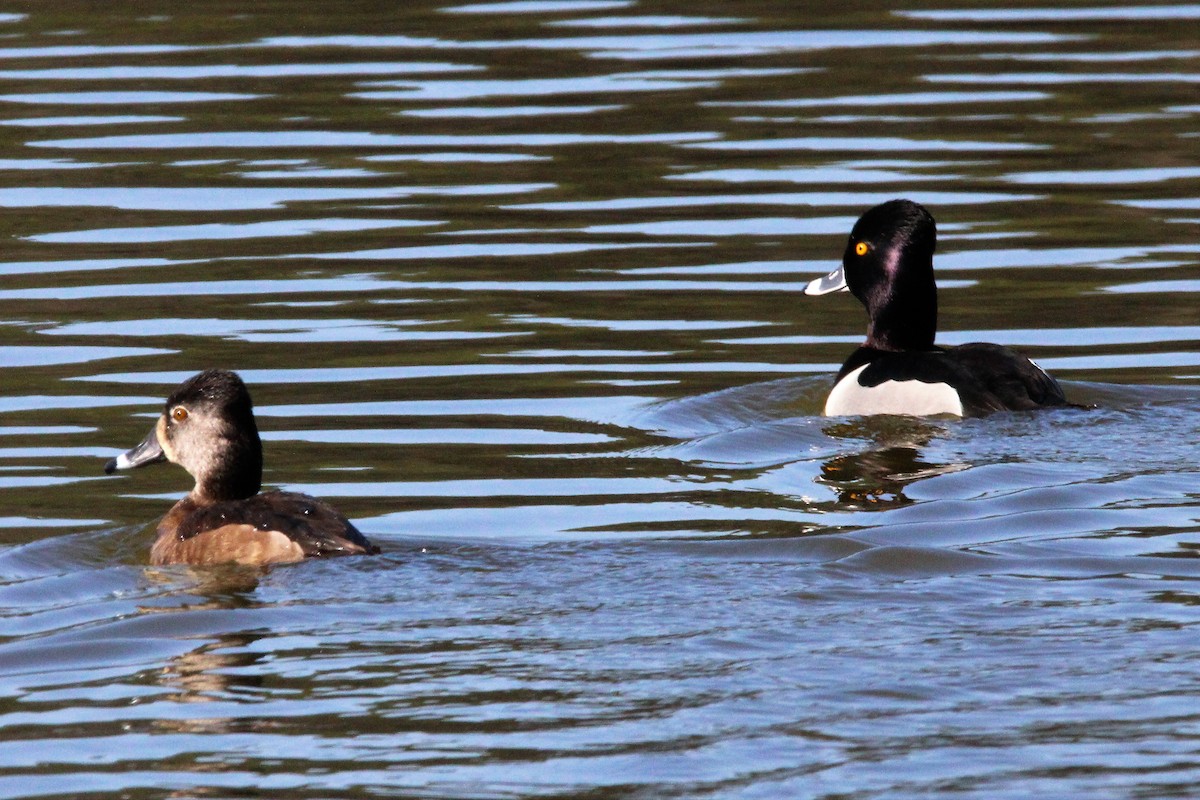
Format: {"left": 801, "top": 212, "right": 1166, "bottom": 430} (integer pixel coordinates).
{"left": 824, "top": 363, "right": 965, "bottom": 417}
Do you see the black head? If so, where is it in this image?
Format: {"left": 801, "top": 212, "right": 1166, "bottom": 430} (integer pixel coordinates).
{"left": 833, "top": 199, "right": 939, "bottom": 351}
{"left": 105, "top": 369, "right": 264, "bottom": 501}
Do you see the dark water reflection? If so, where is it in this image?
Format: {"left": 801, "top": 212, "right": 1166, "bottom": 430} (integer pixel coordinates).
{"left": 0, "top": 0, "right": 1199, "bottom": 797}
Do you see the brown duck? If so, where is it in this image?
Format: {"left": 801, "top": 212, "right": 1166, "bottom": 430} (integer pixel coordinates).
{"left": 105, "top": 369, "right": 379, "bottom": 566}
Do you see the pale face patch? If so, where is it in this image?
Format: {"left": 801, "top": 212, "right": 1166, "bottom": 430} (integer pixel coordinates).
{"left": 160, "top": 406, "right": 239, "bottom": 494}
{"left": 156, "top": 414, "right": 177, "bottom": 464}
{"left": 824, "top": 364, "right": 964, "bottom": 418}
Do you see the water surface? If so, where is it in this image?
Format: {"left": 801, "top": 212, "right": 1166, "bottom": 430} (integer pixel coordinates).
{"left": 0, "top": 1, "right": 1198, "bottom": 797}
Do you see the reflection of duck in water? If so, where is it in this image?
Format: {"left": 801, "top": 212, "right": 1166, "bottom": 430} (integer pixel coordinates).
{"left": 818, "top": 418, "right": 969, "bottom": 509}
{"left": 105, "top": 369, "right": 379, "bottom": 566}
{"left": 138, "top": 582, "right": 272, "bottom": 709}
{"left": 820, "top": 445, "right": 961, "bottom": 508}
{"left": 807, "top": 199, "right": 1068, "bottom": 417}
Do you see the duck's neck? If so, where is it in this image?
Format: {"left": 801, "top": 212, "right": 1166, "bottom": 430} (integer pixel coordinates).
{"left": 190, "top": 436, "right": 263, "bottom": 503}
{"left": 863, "top": 259, "right": 938, "bottom": 352}
{"left": 866, "top": 301, "right": 937, "bottom": 351}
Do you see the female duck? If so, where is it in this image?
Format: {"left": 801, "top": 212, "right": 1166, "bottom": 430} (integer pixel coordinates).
{"left": 806, "top": 199, "right": 1067, "bottom": 417}
{"left": 105, "top": 369, "right": 379, "bottom": 565}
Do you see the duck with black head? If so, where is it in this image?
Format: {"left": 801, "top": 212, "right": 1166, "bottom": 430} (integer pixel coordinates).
{"left": 806, "top": 199, "right": 1068, "bottom": 417}
{"left": 105, "top": 369, "right": 379, "bottom": 566}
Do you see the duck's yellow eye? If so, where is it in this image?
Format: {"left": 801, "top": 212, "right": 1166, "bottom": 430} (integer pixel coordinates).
{"left": 854, "top": 241, "right": 869, "bottom": 256}
{"left": 171, "top": 406, "right": 188, "bottom": 422}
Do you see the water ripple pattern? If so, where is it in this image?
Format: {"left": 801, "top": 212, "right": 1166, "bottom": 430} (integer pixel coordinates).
{"left": 0, "top": 1, "right": 1198, "bottom": 798}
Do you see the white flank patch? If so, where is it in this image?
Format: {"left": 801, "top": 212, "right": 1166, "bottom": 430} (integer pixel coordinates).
{"left": 824, "top": 364, "right": 964, "bottom": 417}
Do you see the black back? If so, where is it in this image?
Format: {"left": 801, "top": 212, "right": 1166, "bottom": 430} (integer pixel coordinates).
{"left": 840, "top": 343, "right": 1067, "bottom": 416}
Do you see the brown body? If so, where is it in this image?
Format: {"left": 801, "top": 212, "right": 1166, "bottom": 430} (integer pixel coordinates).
{"left": 152, "top": 520, "right": 306, "bottom": 566}
{"left": 150, "top": 491, "right": 377, "bottom": 566}
{"left": 106, "top": 370, "right": 379, "bottom": 567}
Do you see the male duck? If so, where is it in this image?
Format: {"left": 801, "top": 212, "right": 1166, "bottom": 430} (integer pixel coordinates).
{"left": 105, "top": 369, "right": 379, "bottom": 566}
{"left": 806, "top": 199, "right": 1067, "bottom": 417}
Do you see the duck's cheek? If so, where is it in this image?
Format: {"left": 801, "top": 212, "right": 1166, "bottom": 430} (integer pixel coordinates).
{"left": 157, "top": 416, "right": 180, "bottom": 464}
{"left": 824, "top": 365, "right": 964, "bottom": 417}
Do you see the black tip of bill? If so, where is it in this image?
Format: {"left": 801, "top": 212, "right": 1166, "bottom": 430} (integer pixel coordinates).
{"left": 104, "top": 426, "right": 166, "bottom": 475}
